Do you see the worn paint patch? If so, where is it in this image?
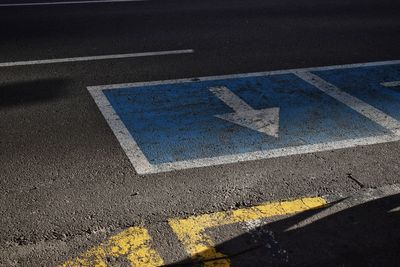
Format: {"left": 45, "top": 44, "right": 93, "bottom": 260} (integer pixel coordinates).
{"left": 61, "top": 227, "right": 164, "bottom": 267}
{"left": 168, "top": 197, "right": 327, "bottom": 266}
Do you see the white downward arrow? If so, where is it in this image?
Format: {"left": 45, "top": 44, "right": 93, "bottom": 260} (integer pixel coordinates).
{"left": 210, "top": 86, "right": 280, "bottom": 137}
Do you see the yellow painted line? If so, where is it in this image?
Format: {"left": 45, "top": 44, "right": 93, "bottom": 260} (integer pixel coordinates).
{"left": 61, "top": 227, "right": 164, "bottom": 267}
{"left": 168, "top": 197, "right": 327, "bottom": 266}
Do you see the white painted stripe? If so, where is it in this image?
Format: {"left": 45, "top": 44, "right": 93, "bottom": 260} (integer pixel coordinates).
{"left": 0, "top": 49, "right": 194, "bottom": 67}
{"left": 91, "top": 59, "right": 400, "bottom": 91}
{"left": 87, "top": 87, "right": 156, "bottom": 174}
{"left": 150, "top": 134, "right": 400, "bottom": 173}
{"left": 87, "top": 59, "right": 400, "bottom": 174}
{"left": 381, "top": 81, "right": 400, "bottom": 87}
{"left": 295, "top": 71, "right": 400, "bottom": 135}
{"left": 0, "top": 0, "right": 145, "bottom": 7}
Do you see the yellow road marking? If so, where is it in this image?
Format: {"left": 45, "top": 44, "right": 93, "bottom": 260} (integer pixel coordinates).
{"left": 168, "top": 197, "right": 327, "bottom": 266}
{"left": 61, "top": 197, "right": 326, "bottom": 267}
{"left": 61, "top": 227, "right": 164, "bottom": 267}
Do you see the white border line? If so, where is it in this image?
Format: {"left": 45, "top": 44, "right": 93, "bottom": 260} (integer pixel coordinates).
{"left": 87, "top": 59, "right": 400, "bottom": 174}
{"left": 0, "top": 49, "right": 194, "bottom": 67}
{"left": 0, "top": 0, "right": 145, "bottom": 7}
{"left": 152, "top": 135, "right": 400, "bottom": 173}
{"left": 90, "top": 59, "right": 400, "bottom": 90}
{"left": 88, "top": 88, "right": 156, "bottom": 174}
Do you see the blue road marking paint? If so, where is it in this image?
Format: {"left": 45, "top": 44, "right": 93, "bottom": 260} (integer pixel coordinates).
{"left": 312, "top": 64, "right": 400, "bottom": 121}
{"left": 88, "top": 60, "right": 400, "bottom": 174}
{"left": 103, "top": 74, "right": 387, "bottom": 164}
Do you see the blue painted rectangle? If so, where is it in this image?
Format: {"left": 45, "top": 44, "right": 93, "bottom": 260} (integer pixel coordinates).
{"left": 102, "top": 67, "right": 395, "bottom": 165}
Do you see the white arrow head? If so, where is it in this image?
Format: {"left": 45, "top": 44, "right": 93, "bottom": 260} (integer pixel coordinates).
{"left": 215, "top": 107, "right": 280, "bottom": 137}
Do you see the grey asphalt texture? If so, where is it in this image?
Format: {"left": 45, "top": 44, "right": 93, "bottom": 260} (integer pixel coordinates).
{"left": 1, "top": 0, "right": 400, "bottom": 265}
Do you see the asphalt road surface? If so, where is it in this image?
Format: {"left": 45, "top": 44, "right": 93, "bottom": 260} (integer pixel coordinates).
{"left": 1, "top": 0, "right": 400, "bottom": 266}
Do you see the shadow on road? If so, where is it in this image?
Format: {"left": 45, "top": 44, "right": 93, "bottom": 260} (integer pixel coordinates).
{"left": 171, "top": 193, "right": 400, "bottom": 267}
{"left": 0, "top": 78, "right": 70, "bottom": 107}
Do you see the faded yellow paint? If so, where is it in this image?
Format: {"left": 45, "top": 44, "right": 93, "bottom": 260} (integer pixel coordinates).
{"left": 61, "top": 227, "right": 164, "bottom": 267}
{"left": 168, "top": 197, "right": 326, "bottom": 266}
